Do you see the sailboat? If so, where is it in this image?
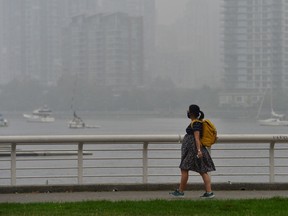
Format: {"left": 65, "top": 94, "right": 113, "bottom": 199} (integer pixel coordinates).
{"left": 68, "top": 111, "right": 85, "bottom": 128}
{"left": 257, "top": 89, "right": 288, "bottom": 126}
{"left": 258, "top": 110, "right": 288, "bottom": 126}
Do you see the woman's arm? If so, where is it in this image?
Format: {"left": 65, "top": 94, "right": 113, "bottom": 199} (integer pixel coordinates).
{"left": 194, "top": 131, "right": 203, "bottom": 158}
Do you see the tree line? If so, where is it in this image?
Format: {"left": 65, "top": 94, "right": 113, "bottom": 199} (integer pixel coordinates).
{"left": 0, "top": 75, "right": 219, "bottom": 113}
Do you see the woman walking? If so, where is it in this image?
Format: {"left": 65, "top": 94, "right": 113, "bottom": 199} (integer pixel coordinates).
{"left": 170, "top": 104, "right": 216, "bottom": 198}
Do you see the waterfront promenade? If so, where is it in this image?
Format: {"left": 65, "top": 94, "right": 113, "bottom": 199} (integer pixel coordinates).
{"left": 0, "top": 183, "right": 288, "bottom": 203}
{"left": 0, "top": 190, "right": 288, "bottom": 203}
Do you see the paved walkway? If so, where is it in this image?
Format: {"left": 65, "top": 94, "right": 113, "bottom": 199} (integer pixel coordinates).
{"left": 0, "top": 190, "right": 287, "bottom": 203}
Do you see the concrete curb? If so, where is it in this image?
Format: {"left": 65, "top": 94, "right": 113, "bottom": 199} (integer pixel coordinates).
{"left": 1, "top": 183, "right": 288, "bottom": 194}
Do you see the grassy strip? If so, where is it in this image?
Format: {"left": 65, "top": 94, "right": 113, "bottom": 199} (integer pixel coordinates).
{"left": 0, "top": 197, "right": 287, "bottom": 216}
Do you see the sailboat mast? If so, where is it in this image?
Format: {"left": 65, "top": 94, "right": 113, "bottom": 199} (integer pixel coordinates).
{"left": 256, "top": 88, "right": 268, "bottom": 119}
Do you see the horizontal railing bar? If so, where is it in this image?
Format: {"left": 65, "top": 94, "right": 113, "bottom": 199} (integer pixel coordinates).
{"left": 213, "top": 148, "right": 288, "bottom": 151}
{"left": 8, "top": 165, "right": 283, "bottom": 170}
{"left": 3, "top": 166, "right": 274, "bottom": 172}
{"left": 146, "top": 149, "right": 180, "bottom": 151}
{"left": 86, "top": 149, "right": 143, "bottom": 152}
{"left": 0, "top": 153, "right": 91, "bottom": 157}
{"left": 218, "top": 134, "right": 288, "bottom": 143}
{"left": 84, "top": 166, "right": 143, "bottom": 169}
{"left": 17, "top": 166, "right": 143, "bottom": 170}
{"left": 83, "top": 158, "right": 142, "bottom": 160}
{"left": 212, "top": 157, "right": 270, "bottom": 159}
{"left": 7, "top": 150, "right": 79, "bottom": 152}
{"left": 212, "top": 148, "right": 270, "bottom": 151}
{"left": 148, "top": 166, "right": 180, "bottom": 168}
{"left": 148, "top": 165, "right": 268, "bottom": 168}
{"left": 0, "top": 134, "right": 288, "bottom": 144}
{"left": 214, "top": 165, "right": 268, "bottom": 167}
{"left": 145, "top": 158, "right": 180, "bottom": 160}
{"left": 273, "top": 157, "right": 288, "bottom": 159}
{"left": 0, "top": 134, "right": 183, "bottom": 144}
{"left": 14, "top": 159, "right": 78, "bottom": 162}
{"left": 17, "top": 175, "right": 78, "bottom": 179}
{"left": 216, "top": 173, "right": 269, "bottom": 176}
{"left": 83, "top": 175, "right": 143, "bottom": 178}
{"left": 149, "top": 157, "right": 270, "bottom": 160}
{"left": 8, "top": 165, "right": 286, "bottom": 170}
{"left": 16, "top": 167, "right": 77, "bottom": 170}
{"left": 1, "top": 174, "right": 283, "bottom": 179}
{"left": 148, "top": 174, "right": 196, "bottom": 177}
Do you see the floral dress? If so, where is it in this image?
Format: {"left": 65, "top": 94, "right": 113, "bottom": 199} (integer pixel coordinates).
{"left": 179, "top": 121, "right": 216, "bottom": 173}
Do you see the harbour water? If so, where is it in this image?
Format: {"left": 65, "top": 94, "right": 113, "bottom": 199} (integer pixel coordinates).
{"left": 1, "top": 112, "right": 288, "bottom": 136}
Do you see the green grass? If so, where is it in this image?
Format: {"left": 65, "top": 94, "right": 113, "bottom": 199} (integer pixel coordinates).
{"left": 0, "top": 197, "right": 287, "bottom": 216}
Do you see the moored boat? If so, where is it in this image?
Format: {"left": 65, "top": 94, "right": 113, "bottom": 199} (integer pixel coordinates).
{"left": 23, "top": 106, "right": 55, "bottom": 123}
{"left": 0, "top": 114, "right": 8, "bottom": 127}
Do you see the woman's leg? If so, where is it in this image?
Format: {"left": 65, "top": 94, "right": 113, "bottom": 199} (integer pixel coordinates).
{"left": 179, "top": 169, "right": 189, "bottom": 192}
{"left": 200, "top": 172, "right": 212, "bottom": 192}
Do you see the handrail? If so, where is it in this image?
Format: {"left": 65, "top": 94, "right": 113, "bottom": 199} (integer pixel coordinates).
{"left": 217, "top": 134, "right": 288, "bottom": 143}
{"left": 0, "top": 134, "right": 288, "bottom": 144}
{"left": 0, "top": 134, "right": 288, "bottom": 186}
{"left": 0, "top": 134, "right": 183, "bottom": 144}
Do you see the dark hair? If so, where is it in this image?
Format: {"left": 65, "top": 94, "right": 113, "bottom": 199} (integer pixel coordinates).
{"left": 187, "top": 104, "right": 204, "bottom": 120}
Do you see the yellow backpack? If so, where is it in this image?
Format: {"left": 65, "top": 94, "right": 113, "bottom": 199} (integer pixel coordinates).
{"left": 192, "top": 119, "right": 217, "bottom": 147}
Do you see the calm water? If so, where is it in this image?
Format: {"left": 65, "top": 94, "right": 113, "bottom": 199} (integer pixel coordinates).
{"left": 1, "top": 112, "right": 288, "bottom": 136}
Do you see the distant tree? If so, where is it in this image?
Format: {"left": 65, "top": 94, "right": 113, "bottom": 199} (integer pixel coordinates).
{"left": 0, "top": 79, "right": 45, "bottom": 110}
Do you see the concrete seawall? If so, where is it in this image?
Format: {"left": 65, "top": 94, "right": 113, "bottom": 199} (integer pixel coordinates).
{"left": 1, "top": 183, "right": 288, "bottom": 194}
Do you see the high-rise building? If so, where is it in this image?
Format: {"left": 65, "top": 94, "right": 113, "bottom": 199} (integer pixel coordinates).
{"left": 63, "top": 12, "right": 144, "bottom": 90}
{"left": 101, "top": 0, "right": 156, "bottom": 84}
{"left": 221, "top": 0, "right": 288, "bottom": 107}
{"left": 179, "top": 0, "right": 221, "bottom": 88}
{"left": 66, "top": 0, "right": 100, "bottom": 16}
{"left": 0, "top": 0, "right": 24, "bottom": 84}
{"left": 155, "top": 0, "right": 221, "bottom": 88}
{"left": 0, "top": 0, "right": 153, "bottom": 88}
{"left": 0, "top": 0, "right": 67, "bottom": 85}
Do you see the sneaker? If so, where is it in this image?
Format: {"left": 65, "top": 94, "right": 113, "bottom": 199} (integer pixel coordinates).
{"left": 169, "top": 189, "right": 185, "bottom": 197}
{"left": 200, "top": 192, "right": 215, "bottom": 199}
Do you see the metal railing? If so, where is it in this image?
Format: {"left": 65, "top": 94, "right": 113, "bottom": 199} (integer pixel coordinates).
{"left": 0, "top": 134, "right": 288, "bottom": 186}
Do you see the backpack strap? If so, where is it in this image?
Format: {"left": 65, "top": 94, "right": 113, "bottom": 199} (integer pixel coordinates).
{"left": 191, "top": 119, "right": 202, "bottom": 127}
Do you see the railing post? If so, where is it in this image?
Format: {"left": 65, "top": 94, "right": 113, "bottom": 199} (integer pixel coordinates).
{"left": 143, "top": 142, "right": 148, "bottom": 184}
{"left": 269, "top": 142, "right": 275, "bottom": 183}
{"left": 78, "top": 143, "right": 83, "bottom": 184}
{"left": 11, "top": 143, "right": 16, "bottom": 186}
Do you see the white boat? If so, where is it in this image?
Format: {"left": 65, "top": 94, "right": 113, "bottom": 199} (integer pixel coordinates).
{"left": 68, "top": 111, "right": 101, "bottom": 129}
{"left": 257, "top": 88, "right": 288, "bottom": 126}
{"left": 0, "top": 114, "right": 8, "bottom": 127}
{"left": 23, "top": 106, "right": 55, "bottom": 123}
{"left": 258, "top": 117, "right": 288, "bottom": 126}
{"left": 68, "top": 112, "right": 85, "bottom": 128}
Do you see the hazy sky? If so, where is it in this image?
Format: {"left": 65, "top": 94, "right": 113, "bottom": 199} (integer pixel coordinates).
{"left": 156, "top": 0, "right": 189, "bottom": 25}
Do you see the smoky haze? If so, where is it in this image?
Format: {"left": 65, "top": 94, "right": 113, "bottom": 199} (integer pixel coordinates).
{"left": 0, "top": 0, "right": 226, "bottom": 117}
